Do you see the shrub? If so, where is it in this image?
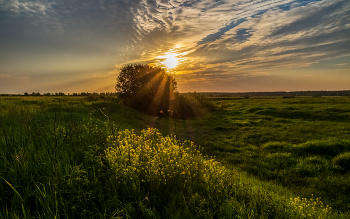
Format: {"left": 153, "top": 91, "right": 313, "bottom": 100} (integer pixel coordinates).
{"left": 104, "top": 128, "right": 245, "bottom": 217}
{"left": 289, "top": 195, "right": 332, "bottom": 218}
{"left": 105, "top": 128, "right": 230, "bottom": 195}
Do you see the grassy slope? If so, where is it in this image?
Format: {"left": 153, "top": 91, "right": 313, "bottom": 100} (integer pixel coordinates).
{"left": 0, "top": 96, "right": 349, "bottom": 218}
{"left": 180, "top": 96, "right": 350, "bottom": 212}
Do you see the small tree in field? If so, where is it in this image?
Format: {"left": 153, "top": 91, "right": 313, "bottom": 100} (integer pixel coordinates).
{"left": 116, "top": 64, "right": 178, "bottom": 115}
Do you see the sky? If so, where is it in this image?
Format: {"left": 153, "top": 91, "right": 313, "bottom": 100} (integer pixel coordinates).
{"left": 0, "top": 0, "right": 349, "bottom": 94}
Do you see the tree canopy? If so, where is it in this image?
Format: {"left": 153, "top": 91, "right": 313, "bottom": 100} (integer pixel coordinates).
{"left": 116, "top": 64, "right": 178, "bottom": 115}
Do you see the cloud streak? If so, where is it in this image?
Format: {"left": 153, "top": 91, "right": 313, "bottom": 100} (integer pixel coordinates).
{"left": 0, "top": 0, "right": 349, "bottom": 93}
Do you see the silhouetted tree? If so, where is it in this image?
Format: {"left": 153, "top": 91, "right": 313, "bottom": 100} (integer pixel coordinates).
{"left": 31, "top": 92, "right": 41, "bottom": 96}
{"left": 116, "top": 64, "right": 177, "bottom": 115}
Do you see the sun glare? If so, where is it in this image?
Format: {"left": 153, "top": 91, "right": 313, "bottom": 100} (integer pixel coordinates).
{"left": 156, "top": 50, "right": 187, "bottom": 70}
{"left": 164, "top": 56, "right": 178, "bottom": 69}
{"left": 159, "top": 54, "right": 179, "bottom": 69}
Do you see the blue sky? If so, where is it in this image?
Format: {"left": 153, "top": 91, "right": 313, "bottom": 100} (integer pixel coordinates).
{"left": 0, "top": 0, "right": 349, "bottom": 93}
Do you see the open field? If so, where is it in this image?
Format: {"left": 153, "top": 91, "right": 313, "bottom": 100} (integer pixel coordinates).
{"left": 0, "top": 96, "right": 350, "bottom": 218}
{"left": 183, "top": 96, "right": 350, "bottom": 212}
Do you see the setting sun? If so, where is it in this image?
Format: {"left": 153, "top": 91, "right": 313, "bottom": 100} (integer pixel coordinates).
{"left": 164, "top": 56, "right": 178, "bottom": 68}
{"left": 160, "top": 54, "right": 179, "bottom": 69}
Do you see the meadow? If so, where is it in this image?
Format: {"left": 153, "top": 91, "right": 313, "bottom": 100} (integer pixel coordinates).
{"left": 0, "top": 95, "right": 350, "bottom": 218}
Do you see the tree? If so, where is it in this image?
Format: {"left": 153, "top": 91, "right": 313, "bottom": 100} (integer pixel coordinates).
{"left": 116, "top": 64, "right": 178, "bottom": 115}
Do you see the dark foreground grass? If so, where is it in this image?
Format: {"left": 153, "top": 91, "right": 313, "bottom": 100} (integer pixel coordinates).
{"left": 0, "top": 96, "right": 349, "bottom": 218}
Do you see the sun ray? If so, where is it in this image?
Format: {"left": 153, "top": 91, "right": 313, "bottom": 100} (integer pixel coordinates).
{"left": 147, "top": 71, "right": 168, "bottom": 115}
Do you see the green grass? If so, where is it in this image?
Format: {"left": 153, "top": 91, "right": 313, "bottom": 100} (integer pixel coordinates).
{"left": 187, "top": 96, "right": 350, "bottom": 213}
{"left": 0, "top": 96, "right": 350, "bottom": 218}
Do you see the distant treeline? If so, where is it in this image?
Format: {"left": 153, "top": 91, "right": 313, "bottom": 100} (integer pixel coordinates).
{"left": 201, "top": 90, "right": 350, "bottom": 97}
{"left": 0, "top": 92, "right": 117, "bottom": 96}
{"left": 1, "top": 90, "right": 350, "bottom": 97}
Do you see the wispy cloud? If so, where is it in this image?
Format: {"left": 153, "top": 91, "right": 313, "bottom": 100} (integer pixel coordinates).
{"left": 126, "top": 0, "right": 349, "bottom": 77}
{"left": 0, "top": 0, "right": 349, "bottom": 93}
{"left": 184, "top": 0, "right": 350, "bottom": 69}
{"left": 335, "top": 63, "right": 348, "bottom": 66}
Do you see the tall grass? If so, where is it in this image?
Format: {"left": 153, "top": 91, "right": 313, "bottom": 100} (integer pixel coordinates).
{"left": 231, "top": 139, "right": 350, "bottom": 212}
{"left": 0, "top": 96, "right": 349, "bottom": 218}
{"left": 0, "top": 123, "right": 342, "bottom": 218}
{"left": 189, "top": 96, "right": 350, "bottom": 213}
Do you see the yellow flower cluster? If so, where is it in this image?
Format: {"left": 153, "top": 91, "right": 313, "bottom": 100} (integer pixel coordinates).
{"left": 105, "top": 128, "right": 228, "bottom": 190}
{"left": 289, "top": 194, "right": 332, "bottom": 219}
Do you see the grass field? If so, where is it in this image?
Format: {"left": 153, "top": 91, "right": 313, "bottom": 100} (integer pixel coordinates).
{"left": 0, "top": 95, "right": 350, "bottom": 218}
{"left": 188, "top": 96, "right": 350, "bottom": 212}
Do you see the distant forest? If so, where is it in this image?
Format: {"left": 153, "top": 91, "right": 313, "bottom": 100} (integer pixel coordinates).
{"left": 1, "top": 90, "right": 350, "bottom": 97}
{"left": 0, "top": 92, "right": 117, "bottom": 97}
{"left": 201, "top": 90, "right": 350, "bottom": 97}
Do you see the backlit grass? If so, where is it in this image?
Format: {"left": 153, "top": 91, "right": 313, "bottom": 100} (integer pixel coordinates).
{"left": 1, "top": 96, "right": 350, "bottom": 218}
{"left": 193, "top": 96, "right": 350, "bottom": 212}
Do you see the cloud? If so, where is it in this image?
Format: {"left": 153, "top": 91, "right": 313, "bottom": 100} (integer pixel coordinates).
{"left": 0, "top": 0, "right": 349, "bottom": 93}
{"left": 335, "top": 63, "right": 348, "bottom": 66}
{"left": 126, "top": 0, "right": 348, "bottom": 67}
{"left": 178, "top": 0, "right": 350, "bottom": 78}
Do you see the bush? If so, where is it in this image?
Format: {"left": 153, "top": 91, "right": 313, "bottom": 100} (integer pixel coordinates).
{"left": 104, "top": 128, "right": 243, "bottom": 217}
{"left": 105, "top": 128, "right": 229, "bottom": 195}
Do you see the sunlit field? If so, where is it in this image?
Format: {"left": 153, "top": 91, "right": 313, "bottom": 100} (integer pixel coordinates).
{"left": 1, "top": 95, "right": 350, "bottom": 218}
{"left": 194, "top": 96, "right": 350, "bottom": 213}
